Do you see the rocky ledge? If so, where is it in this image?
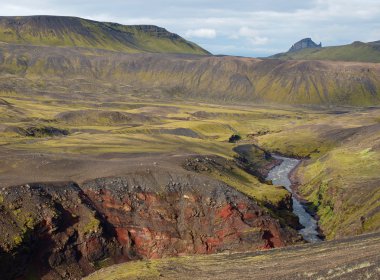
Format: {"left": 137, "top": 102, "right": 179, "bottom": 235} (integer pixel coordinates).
{"left": 0, "top": 168, "right": 300, "bottom": 279}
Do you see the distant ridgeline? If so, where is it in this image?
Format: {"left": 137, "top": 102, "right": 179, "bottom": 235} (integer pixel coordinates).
{"left": 0, "top": 15, "right": 210, "bottom": 55}
{"left": 289, "top": 38, "right": 322, "bottom": 52}
{"left": 270, "top": 37, "right": 380, "bottom": 63}
{"left": 0, "top": 16, "right": 379, "bottom": 106}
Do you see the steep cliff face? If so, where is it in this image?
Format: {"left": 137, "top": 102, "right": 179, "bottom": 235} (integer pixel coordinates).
{"left": 289, "top": 38, "right": 322, "bottom": 52}
{"left": 0, "top": 182, "right": 118, "bottom": 279}
{"left": 0, "top": 169, "right": 299, "bottom": 279}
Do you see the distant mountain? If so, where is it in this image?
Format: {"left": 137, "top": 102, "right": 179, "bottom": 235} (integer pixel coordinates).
{"left": 1, "top": 43, "right": 379, "bottom": 106}
{"left": 0, "top": 15, "right": 210, "bottom": 55}
{"left": 271, "top": 40, "right": 380, "bottom": 63}
{"left": 0, "top": 16, "right": 379, "bottom": 106}
{"left": 289, "top": 38, "right": 322, "bottom": 52}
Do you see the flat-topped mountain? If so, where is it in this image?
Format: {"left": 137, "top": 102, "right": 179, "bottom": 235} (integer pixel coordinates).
{"left": 289, "top": 38, "right": 322, "bottom": 52}
{"left": 0, "top": 15, "right": 210, "bottom": 55}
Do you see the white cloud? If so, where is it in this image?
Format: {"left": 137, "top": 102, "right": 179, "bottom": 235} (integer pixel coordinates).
{"left": 0, "top": 3, "right": 56, "bottom": 15}
{"left": 230, "top": 27, "right": 269, "bottom": 45}
{"left": 185, "top": 28, "right": 217, "bottom": 39}
{"left": 248, "top": 36, "right": 269, "bottom": 45}
{"left": 238, "top": 27, "right": 259, "bottom": 37}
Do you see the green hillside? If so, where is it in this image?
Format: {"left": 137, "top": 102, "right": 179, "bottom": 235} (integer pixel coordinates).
{"left": 0, "top": 15, "right": 209, "bottom": 55}
{"left": 271, "top": 41, "right": 380, "bottom": 63}
{"left": 0, "top": 43, "right": 379, "bottom": 106}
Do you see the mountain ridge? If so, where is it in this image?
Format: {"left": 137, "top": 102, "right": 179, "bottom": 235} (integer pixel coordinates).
{"left": 0, "top": 15, "right": 210, "bottom": 55}
{"left": 0, "top": 42, "right": 379, "bottom": 106}
{"left": 271, "top": 39, "right": 380, "bottom": 63}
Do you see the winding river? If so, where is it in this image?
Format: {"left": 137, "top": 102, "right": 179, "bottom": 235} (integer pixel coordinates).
{"left": 266, "top": 155, "right": 321, "bottom": 243}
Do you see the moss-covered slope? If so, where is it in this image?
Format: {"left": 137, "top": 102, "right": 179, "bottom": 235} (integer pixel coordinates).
{"left": 271, "top": 41, "right": 380, "bottom": 63}
{"left": 0, "top": 43, "right": 379, "bottom": 106}
{"left": 257, "top": 111, "right": 380, "bottom": 239}
{"left": 84, "top": 232, "right": 380, "bottom": 280}
{"left": 0, "top": 16, "right": 209, "bottom": 55}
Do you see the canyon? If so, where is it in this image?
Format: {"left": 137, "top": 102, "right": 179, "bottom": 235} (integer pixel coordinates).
{"left": 0, "top": 166, "right": 300, "bottom": 279}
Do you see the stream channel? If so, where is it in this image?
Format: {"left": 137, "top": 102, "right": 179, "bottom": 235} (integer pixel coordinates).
{"left": 266, "top": 154, "right": 322, "bottom": 243}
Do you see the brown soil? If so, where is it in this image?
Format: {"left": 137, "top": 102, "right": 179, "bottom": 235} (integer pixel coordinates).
{"left": 86, "top": 231, "right": 380, "bottom": 280}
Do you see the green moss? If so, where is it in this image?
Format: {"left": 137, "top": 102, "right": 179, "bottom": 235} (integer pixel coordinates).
{"left": 257, "top": 128, "right": 334, "bottom": 158}
{"left": 363, "top": 212, "right": 380, "bottom": 231}
{"left": 13, "top": 208, "right": 22, "bottom": 216}
{"left": 197, "top": 160, "right": 290, "bottom": 207}
{"left": 81, "top": 217, "right": 101, "bottom": 235}
{"left": 94, "top": 258, "right": 114, "bottom": 270}
{"left": 13, "top": 235, "right": 23, "bottom": 246}
{"left": 25, "top": 216, "right": 35, "bottom": 230}
{"left": 86, "top": 260, "right": 161, "bottom": 280}
{"left": 359, "top": 148, "right": 374, "bottom": 158}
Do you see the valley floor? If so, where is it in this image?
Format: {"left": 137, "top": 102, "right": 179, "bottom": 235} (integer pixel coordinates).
{"left": 1, "top": 89, "right": 380, "bottom": 278}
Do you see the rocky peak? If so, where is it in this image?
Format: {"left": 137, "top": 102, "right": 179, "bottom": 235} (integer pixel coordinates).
{"left": 289, "top": 38, "right": 322, "bottom": 52}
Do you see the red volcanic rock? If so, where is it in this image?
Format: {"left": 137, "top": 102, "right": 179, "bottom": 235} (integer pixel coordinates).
{"left": 0, "top": 168, "right": 300, "bottom": 279}
{"left": 82, "top": 171, "right": 299, "bottom": 260}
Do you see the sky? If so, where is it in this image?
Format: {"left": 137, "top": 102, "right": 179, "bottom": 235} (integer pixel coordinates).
{"left": 0, "top": 0, "right": 380, "bottom": 57}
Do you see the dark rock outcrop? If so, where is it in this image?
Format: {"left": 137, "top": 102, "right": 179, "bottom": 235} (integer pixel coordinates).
{"left": 289, "top": 38, "right": 322, "bottom": 52}
{"left": 23, "top": 126, "right": 69, "bottom": 137}
{"left": 0, "top": 169, "right": 300, "bottom": 279}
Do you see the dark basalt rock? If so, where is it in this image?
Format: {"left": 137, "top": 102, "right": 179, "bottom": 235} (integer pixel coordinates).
{"left": 24, "top": 126, "right": 69, "bottom": 137}
{"left": 289, "top": 38, "right": 322, "bottom": 52}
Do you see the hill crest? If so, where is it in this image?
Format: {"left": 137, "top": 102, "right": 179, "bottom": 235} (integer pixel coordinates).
{"left": 271, "top": 39, "right": 380, "bottom": 63}
{"left": 0, "top": 15, "right": 210, "bottom": 55}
